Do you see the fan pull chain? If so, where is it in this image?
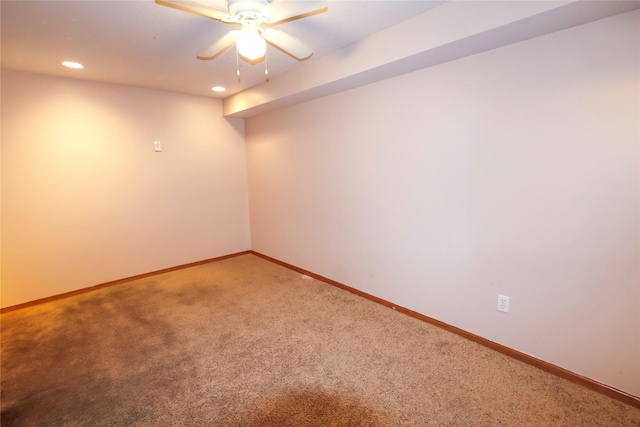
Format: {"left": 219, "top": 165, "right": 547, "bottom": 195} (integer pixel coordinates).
{"left": 264, "top": 50, "right": 269, "bottom": 82}
{"left": 236, "top": 48, "right": 241, "bottom": 82}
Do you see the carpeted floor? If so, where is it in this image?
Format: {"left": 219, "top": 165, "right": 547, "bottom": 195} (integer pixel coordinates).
{"left": 2, "top": 254, "right": 639, "bottom": 426}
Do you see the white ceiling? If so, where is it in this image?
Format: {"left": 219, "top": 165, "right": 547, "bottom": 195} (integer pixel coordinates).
{"left": 1, "top": 0, "right": 444, "bottom": 98}
{"left": 3, "top": 0, "right": 638, "bottom": 117}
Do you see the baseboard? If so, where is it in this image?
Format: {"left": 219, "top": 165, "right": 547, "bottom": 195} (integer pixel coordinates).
{"left": 0, "top": 251, "right": 252, "bottom": 314}
{"left": 249, "top": 250, "right": 640, "bottom": 409}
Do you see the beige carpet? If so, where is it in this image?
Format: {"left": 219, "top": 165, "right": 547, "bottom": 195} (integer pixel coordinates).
{"left": 2, "top": 254, "right": 639, "bottom": 426}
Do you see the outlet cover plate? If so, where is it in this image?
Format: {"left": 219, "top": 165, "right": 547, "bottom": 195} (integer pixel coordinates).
{"left": 497, "top": 295, "right": 510, "bottom": 313}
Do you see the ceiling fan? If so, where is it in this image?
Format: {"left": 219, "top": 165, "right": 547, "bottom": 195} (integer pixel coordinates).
{"left": 155, "top": 0, "right": 327, "bottom": 62}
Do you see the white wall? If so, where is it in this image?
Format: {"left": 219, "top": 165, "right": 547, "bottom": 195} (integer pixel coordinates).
{"left": 1, "top": 70, "right": 251, "bottom": 308}
{"left": 246, "top": 11, "right": 640, "bottom": 397}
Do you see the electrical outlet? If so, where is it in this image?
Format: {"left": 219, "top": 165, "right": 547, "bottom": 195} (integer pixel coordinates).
{"left": 497, "top": 295, "right": 509, "bottom": 313}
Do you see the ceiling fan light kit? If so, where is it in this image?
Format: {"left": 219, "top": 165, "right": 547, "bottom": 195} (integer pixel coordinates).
{"left": 156, "top": 0, "right": 327, "bottom": 67}
{"left": 236, "top": 19, "right": 266, "bottom": 60}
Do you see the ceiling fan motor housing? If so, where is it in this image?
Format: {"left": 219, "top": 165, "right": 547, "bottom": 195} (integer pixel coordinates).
{"left": 228, "top": 0, "right": 270, "bottom": 19}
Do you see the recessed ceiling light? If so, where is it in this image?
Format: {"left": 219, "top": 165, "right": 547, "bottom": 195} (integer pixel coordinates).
{"left": 62, "top": 61, "right": 83, "bottom": 69}
{"left": 211, "top": 86, "right": 226, "bottom": 92}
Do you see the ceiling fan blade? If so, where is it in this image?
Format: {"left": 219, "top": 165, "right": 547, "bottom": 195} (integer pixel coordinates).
{"left": 155, "top": 0, "right": 231, "bottom": 21}
{"left": 263, "top": 2, "right": 327, "bottom": 26}
{"left": 197, "top": 30, "right": 240, "bottom": 60}
{"left": 261, "top": 28, "right": 313, "bottom": 60}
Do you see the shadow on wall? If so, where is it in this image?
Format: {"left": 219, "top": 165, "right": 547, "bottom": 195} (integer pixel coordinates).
{"left": 228, "top": 389, "right": 396, "bottom": 427}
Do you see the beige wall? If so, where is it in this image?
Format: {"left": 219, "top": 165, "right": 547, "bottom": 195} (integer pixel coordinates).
{"left": 246, "top": 11, "right": 640, "bottom": 397}
{"left": 1, "top": 70, "right": 251, "bottom": 308}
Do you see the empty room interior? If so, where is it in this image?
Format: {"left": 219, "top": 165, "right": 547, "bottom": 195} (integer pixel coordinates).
{"left": 1, "top": 0, "right": 639, "bottom": 425}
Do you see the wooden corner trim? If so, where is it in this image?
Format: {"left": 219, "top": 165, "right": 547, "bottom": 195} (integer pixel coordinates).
{"left": 249, "top": 250, "right": 640, "bottom": 409}
{"left": 0, "top": 250, "right": 252, "bottom": 314}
